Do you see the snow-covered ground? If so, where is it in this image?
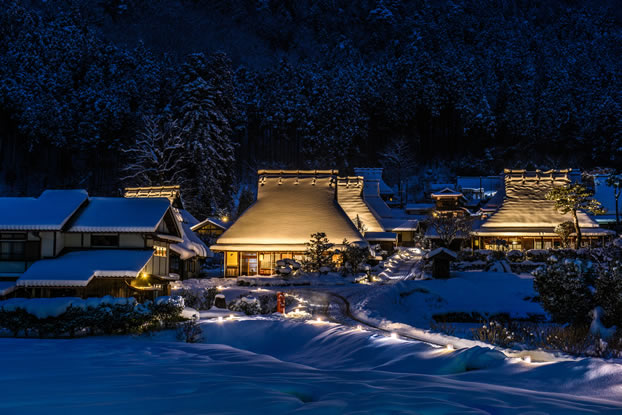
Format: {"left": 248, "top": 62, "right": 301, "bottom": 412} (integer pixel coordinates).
{"left": 2, "top": 318, "right": 622, "bottom": 414}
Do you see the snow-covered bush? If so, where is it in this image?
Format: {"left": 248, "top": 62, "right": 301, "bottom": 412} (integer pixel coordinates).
{"left": 176, "top": 320, "right": 203, "bottom": 343}
{"left": 533, "top": 259, "right": 596, "bottom": 325}
{"left": 505, "top": 250, "right": 524, "bottom": 263}
{"left": 471, "top": 321, "right": 515, "bottom": 348}
{"left": 595, "top": 262, "right": 622, "bottom": 327}
{"left": 526, "top": 249, "right": 549, "bottom": 262}
{"left": 338, "top": 239, "right": 370, "bottom": 276}
{"left": 177, "top": 287, "right": 217, "bottom": 310}
{"left": 228, "top": 296, "right": 261, "bottom": 315}
{"left": 0, "top": 296, "right": 185, "bottom": 337}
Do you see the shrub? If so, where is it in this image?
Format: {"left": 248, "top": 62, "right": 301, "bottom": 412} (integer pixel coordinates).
{"left": 176, "top": 320, "right": 203, "bottom": 343}
{"left": 506, "top": 250, "right": 524, "bottom": 262}
{"left": 533, "top": 259, "right": 596, "bottom": 325}
{"left": 0, "top": 296, "right": 185, "bottom": 337}
{"left": 228, "top": 296, "right": 261, "bottom": 315}
{"left": 526, "top": 249, "right": 549, "bottom": 262}
{"left": 339, "top": 239, "right": 370, "bottom": 275}
{"left": 595, "top": 262, "right": 622, "bottom": 327}
{"left": 471, "top": 321, "right": 515, "bottom": 348}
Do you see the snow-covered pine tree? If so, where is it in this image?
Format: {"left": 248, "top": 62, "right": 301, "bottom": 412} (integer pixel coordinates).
{"left": 175, "top": 53, "right": 237, "bottom": 217}
{"left": 302, "top": 232, "right": 334, "bottom": 273}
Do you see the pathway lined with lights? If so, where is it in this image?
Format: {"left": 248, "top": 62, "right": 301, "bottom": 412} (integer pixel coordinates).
{"left": 294, "top": 288, "right": 567, "bottom": 364}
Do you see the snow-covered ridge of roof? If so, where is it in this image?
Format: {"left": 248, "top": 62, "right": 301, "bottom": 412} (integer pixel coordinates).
{"left": 431, "top": 188, "right": 465, "bottom": 198}
{"left": 68, "top": 197, "right": 172, "bottom": 233}
{"left": 212, "top": 174, "right": 366, "bottom": 252}
{"left": 0, "top": 189, "right": 88, "bottom": 231}
{"left": 16, "top": 250, "right": 153, "bottom": 287}
{"left": 425, "top": 247, "right": 458, "bottom": 259}
{"left": 124, "top": 185, "right": 182, "bottom": 208}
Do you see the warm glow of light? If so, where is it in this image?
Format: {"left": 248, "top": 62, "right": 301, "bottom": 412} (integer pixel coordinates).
{"left": 217, "top": 286, "right": 223, "bottom": 290}
{"left": 317, "top": 317, "right": 322, "bottom": 323}
{"left": 524, "top": 355, "right": 532, "bottom": 363}
{"left": 357, "top": 325, "right": 362, "bottom": 331}
{"left": 446, "top": 344, "right": 454, "bottom": 351}
{"left": 221, "top": 216, "right": 229, "bottom": 223}
{"left": 390, "top": 332, "right": 398, "bottom": 339}
{"left": 229, "top": 314, "right": 234, "bottom": 320}
{"left": 295, "top": 308, "right": 300, "bottom": 313}
{"left": 218, "top": 316, "right": 223, "bottom": 322}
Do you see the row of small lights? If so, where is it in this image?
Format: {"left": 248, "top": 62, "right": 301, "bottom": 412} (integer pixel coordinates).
{"left": 210, "top": 287, "right": 532, "bottom": 363}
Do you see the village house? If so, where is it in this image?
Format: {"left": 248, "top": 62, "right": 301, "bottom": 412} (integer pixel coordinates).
{"left": 0, "top": 189, "right": 191, "bottom": 299}
{"left": 211, "top": 170, "right": 369, "bottom": 277}
{"left": 123, "top": 185, "right": 209, "bottom": 280}
{"left": 472, "top": 169, "right": 615, "bottom": 250}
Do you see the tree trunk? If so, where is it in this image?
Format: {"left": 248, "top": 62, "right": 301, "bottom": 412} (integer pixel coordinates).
{"left": 615, "top": 191, "right": 620, "bottom": 226}
{"left": 573, "top": 210, "right": 582, "bottom": 249}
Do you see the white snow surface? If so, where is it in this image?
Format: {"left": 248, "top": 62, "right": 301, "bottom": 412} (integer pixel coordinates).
{"left": 0, "top": 189, "right": 87, "bottom": 230}
{"left": 16, "top": 250, "right": 153, "bottom": 287}
{"left": 1, "top": 318, "right": 622, "bottom": 413}
{"left": 68, "top": 197, "right": 172, "bottom": 232}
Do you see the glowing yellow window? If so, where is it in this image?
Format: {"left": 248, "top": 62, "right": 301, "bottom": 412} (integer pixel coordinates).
{"left": 154, "top": 246, "right": 167, "bottom": 257}
{"left": 227, "top": 252, "right": 239, "bottom": 266}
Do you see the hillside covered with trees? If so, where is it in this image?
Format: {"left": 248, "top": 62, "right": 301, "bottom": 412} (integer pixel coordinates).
{"left": 0, "top": 0, "right": 620, "bottom": 217}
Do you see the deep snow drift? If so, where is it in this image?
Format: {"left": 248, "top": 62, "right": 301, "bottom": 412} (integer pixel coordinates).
{"left": 1, "top": 318, "right": 622, "bottom": 414}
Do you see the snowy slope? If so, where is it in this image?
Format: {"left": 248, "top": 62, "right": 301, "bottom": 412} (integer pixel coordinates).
{"left": 1, "top": 319, "right": 622, "bottom": 414}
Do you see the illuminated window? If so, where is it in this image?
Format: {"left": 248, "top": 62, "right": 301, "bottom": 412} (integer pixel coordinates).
{"left": 154, "top": 246, "right": 167, "bottom": 257}
{"left": 227, "top": 252, "right": 238, "bottom": 266}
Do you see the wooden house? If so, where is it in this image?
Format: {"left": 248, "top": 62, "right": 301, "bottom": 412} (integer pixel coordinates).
{"left": 123, "top": 186, "right": 209, "bottom": 280}
{"left": 472, "top": 169, "right": 614, "bottom": 250}
{"left": 210, "top": 170, "right": 367, "bottom": 277}
{"left": 0, "top": 190, "right": 184, "bottom": 299}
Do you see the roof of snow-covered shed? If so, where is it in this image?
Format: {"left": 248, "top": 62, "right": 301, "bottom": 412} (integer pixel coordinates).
{"left": 191, "top": 217, "right": 230, "bottom": 231}
{"left": 124, "top": 185, "right": 183, "bottom": 208}
{"left": 16, "top": 250, "right": 153, "bottom": 287}
{"left": 0, "top": 189, "right": 88, "bottom": 231}
{"left": 211, "top": 171, "right": 366, "bottom": 252}
{"left": 475, "top": 169, "right": 601, "bottom": 234}
{"left": 68, "top": 197, "right": 177, "bottom": 233}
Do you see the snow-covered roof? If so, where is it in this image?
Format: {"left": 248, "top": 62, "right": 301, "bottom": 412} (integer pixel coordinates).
{"left": 0, "top": 189, "right": 88, "bottom": 231}
{"left": 191, "top": 217, "right": 230, "bottom": 231}
{"left": 336, "top": 177, "right": 384, "bottom": 233}
{"left": 475, "top": 169, "right": 603, "bottom": 235}
{"left": 353, "top": 168, "right": 393, "bottom": 195}
{"left": 171, "top": 208, "right": 209, "bottom": 260}
{"left": 429, "top": 183, "right": 455, "bottom": 192}
{"left": 124, "top": 185, "right": 183, "bottom": 208}
{"left": 211, "top": 171, "right": 366, "bottom": 252}
{"left": 16, "top": 250, "right": 153, "bottom": 287}
{"left": 425, "top": 247, "right": 458, "bottom": 259}
{"left": 405, "top": 203, "right": 435, "bottom": 211}
{"left": 357, "top": 176, "right": 419, "bottom": 232}
{"left": 431, "top": 188, "right": 466, "bottom": 199}
{"left": 68, "top": 197, "right": 175, "bottom": 233}
{"left": 364, "top": 232, "right": 398, "bottom": 242}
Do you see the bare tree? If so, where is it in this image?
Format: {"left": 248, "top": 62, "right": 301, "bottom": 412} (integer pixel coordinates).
{"left": 121, "top": 116, "right": 190, "bottom": 188}
{"left": 380, "top": 138, "right": 416, "bottom": 207}
{"left": 426, "top": 214, "right": 472, "bottom": 248}
{"left": 606, "top": 173, "right": 622, "bottom": 227}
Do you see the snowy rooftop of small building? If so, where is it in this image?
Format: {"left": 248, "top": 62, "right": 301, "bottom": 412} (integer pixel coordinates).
{"left": 68, "top": 197, "right": 173, "bottom": 233}
{"left": 191, "top": 217, "right": 230, "bottom": 231}
{"left": 431, "top": 188, "right": 466, "bottom": 199}
{"left": 171, "top": 208, "right": 209, "bottom": 260}
{"left": 364, "top": 232, "right": 398, "bottom": 241}
{"left": 0, "top": 189, "right": 88, "bottom": 231}
{"left": 477, "top": 169, "right": 601, "bottom": 233}
{"left": 16, "top": 250, "right": 153, "bottom": 287}
{"left": 212, "top": 171, "right": 366, "bottom": 252}
{"left": 124, "top": 185, "right": 183, "bottom": 208}
{"left": 425, "top": 247, "right": 458, "bottom": 259}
